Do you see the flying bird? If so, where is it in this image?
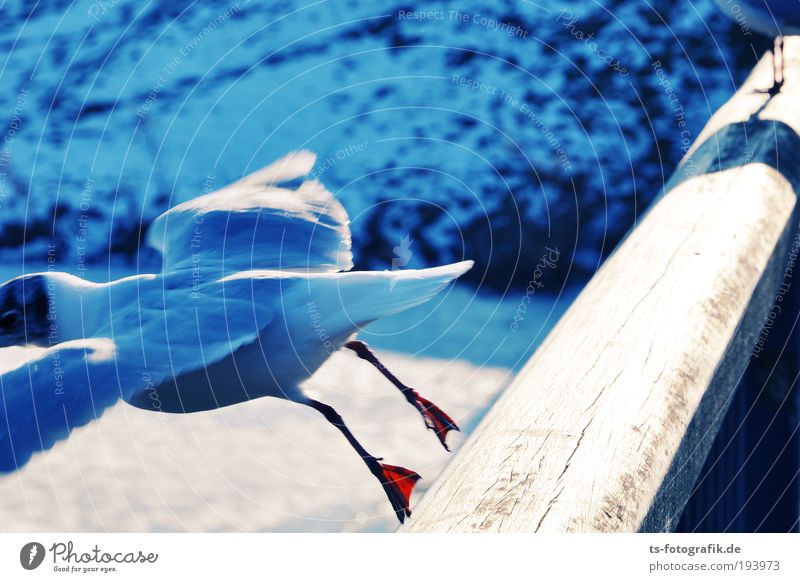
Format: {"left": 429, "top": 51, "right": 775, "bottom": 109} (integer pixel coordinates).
{"left": 0, "top": 151, "right": 472, "bottom": 523}
{"left": 713, "top": 0, "right": 800, "bottom": 95}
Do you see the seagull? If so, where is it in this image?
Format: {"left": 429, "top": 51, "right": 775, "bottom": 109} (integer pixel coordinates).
{"left": 713, "top": 0, "right": 800, "bottom": 95}
{"left": 0, "top": 151, "right": 472, "bottom": 523}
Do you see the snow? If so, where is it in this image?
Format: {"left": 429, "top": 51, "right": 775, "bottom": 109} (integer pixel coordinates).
{"left": 0, "top": 348, "right": 509, "bottom": 532}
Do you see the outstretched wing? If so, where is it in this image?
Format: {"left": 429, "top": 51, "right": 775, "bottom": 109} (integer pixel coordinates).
{"left": 146, "top": 151, "right": 353, "bottom": 276}
{"left": 0, "top": 279, "right": 273, "bottom": 473}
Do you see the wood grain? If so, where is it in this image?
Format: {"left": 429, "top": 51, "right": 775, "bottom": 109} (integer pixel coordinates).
{"left": 405, "top": 37, "right": 800, "bottom": 533}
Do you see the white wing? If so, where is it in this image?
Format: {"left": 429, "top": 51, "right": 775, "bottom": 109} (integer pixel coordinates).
{"left": 0, "top": 279, "right": 273, "bottom": 472}
{"left": 146, "top": 151, "right": 353, "bottom": 276}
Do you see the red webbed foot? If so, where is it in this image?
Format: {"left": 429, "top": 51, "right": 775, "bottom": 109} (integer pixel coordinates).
{"left": 411, "top": 391, "right": 460, "bottom": 451}
{"left": 369, "top": 459, "right": 421, "bottom": 523}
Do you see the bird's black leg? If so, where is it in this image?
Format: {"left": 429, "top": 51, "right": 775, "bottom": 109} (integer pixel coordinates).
{"left": 345, "top": 339, "right": 460, "bottom": 451}
{"left": 305, "top": 398, "right": 420, "bottom": 523}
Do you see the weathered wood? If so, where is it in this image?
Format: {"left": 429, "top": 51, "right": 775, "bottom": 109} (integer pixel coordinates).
{"left": 405, "top": 38, "right": 800, "bottom": 533}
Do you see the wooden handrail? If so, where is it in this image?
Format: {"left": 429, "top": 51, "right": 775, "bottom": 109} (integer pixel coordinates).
{"left": 405, "top": 37, "right": 800, "bottom": 533}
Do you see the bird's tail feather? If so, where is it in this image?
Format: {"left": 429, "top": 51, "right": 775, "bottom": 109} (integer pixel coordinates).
{"left": 305, "top": 261, "right": 473, "bottom": 333}
{"left": 369, "top": 260, "right": 474, "bottom": 320}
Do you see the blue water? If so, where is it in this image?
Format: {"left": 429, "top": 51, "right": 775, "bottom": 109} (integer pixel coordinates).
{"left": 0, "top": 0, "right": 761, "bottom": 294}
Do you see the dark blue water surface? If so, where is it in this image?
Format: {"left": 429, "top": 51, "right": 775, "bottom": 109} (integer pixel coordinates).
{"left": 0, "top": 0, "right": 768, "bottom": 292}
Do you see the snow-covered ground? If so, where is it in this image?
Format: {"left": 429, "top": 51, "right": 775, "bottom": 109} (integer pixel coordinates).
{"left": 0, "top": 348, "right": 508, "bottom": 532}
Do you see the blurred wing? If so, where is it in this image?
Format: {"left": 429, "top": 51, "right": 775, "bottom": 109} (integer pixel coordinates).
{"left": 0, "top": 339, "right": 123, "bottom": 472}
{"left": 0, "top": 282, "right": 273, "bottom": 473}
{"left": 146, "top": 151, "right": 353, "bottom": 276}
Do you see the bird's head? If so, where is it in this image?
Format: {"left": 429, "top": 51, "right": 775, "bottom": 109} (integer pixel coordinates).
{"left": 0, "top": 274, "right": 50, "bottom": 348}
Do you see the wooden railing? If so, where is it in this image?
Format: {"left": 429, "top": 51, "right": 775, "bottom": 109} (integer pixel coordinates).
{"left": 405, "top": 38, "right": 800, "bottom": 533}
